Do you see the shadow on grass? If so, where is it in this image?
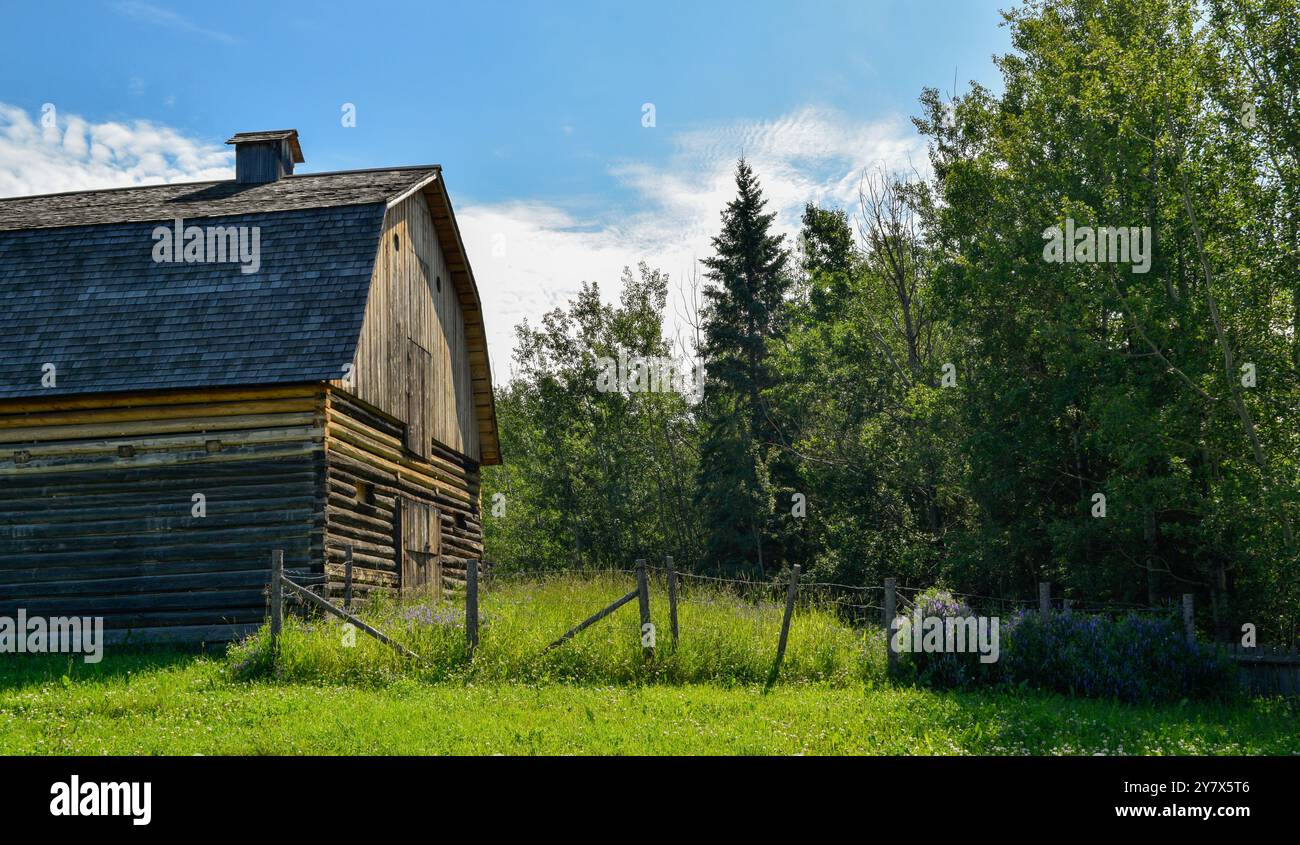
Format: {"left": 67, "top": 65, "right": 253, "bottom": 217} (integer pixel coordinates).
{"left": 0, "top": 645, "right": 220, "bottom": 692}
{"left": 912, "top": 685, "right": 1300, "bottom": 755}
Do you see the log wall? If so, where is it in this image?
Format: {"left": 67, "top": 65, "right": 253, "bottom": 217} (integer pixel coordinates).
{"left": 0, "top": 380, "right": 487, "bottom": 640}
{"left": 0, "top": 385, "right": 326, "bottom": 643}
{"left": 323, "top": 388, "right": 482, "bottom": 604}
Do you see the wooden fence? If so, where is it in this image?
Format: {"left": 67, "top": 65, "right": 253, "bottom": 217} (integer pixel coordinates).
{"left": 1224, "top": 643, "right": 1300, "bottom": 696}
{"left": 265, "top": 554, "right": 1299, "bottom": 697}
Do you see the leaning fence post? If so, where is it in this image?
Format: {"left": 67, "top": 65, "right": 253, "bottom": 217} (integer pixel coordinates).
{"left": 270, "top": 549, "right": 284, "bottom": 654}
{"left": 343, "top": 545, "right": 354, "bottom": 610}
{"left": 666, "top": 555, "right": 679, "bottom": 646}
{"left": 766, "top": 564, "right": 801, "bottom": 689}
{"left": 635, "top": 559, "right": 653, "bottom": 661}
{"left": 466, "top": 559, "right": 480, "bottom": 655}
{"left": 1039, "top": 582, "right": 1051, "bottom": 617}
{"left": 884, "top": 577, "right": 898, "bottom": 678}
{"left": 1183, "top": 593, "right": 1195, "bottom": 644}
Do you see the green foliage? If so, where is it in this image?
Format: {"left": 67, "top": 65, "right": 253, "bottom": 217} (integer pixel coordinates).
{"left": 481, "top": 0, "right": 1299, "bottom": 646}
{"left": 481, "top": 264, "right": 701, "bottom": 571}
{"left": 770, "top": 167, "right": 971, "bottom": 592}
{"left": 903, "top": 0, "right": 1300, "bottom": 637}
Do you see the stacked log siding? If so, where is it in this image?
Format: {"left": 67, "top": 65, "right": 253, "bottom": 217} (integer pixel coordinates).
{"left": 323, "top": 388, "right": 482, "bottom": 604}
{"left": 0, "top": 386, "right": 327, "bottom": 643}
{"left": 0, "top": 383, "right": 486, "bottom": 638}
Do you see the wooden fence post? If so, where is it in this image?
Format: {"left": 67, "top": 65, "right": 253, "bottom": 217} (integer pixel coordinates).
{"left": 270, "top": 549, "right": 284, "bottom": 654}
{"left": 1039, "top": 582, "right": 1051, "bottom": 617}
{"left": 766, "top": 564, "right": 801, "bottom": 689}
{"left": 343, "top": 545, "right": 354, "bottom": 610}
{"left": 467, "top": 559, "right": 479, "bottom": 654}
{"left": 635, "top": 559, "right": 653, "bottom": 661}
{"left": 666, "top": 555, "right": 679, "bottom": 646}
{"left": 884, "top": 577, "right": 898, "bottom": 678}
{"left": 1062, "top": 598, "right": 1072, "bottom": 615}
{"left": 1183, "top": 593, "right": 1195, "bottom": 644}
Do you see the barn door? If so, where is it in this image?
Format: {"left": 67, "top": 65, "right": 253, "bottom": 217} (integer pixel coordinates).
{"left": 399, "top": 498, "right": 442, "bottom": 598}
{"left": 405, "top": 338, "right": 433, "bottom": 459}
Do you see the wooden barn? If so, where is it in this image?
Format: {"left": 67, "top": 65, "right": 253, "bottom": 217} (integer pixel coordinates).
{"left": 0, "top": 129, "right": 500, "bottom": 644}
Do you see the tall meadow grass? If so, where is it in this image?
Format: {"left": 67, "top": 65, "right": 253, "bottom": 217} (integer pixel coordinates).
{"left": 228, "top": 571, "right": 883, "bottom": 688}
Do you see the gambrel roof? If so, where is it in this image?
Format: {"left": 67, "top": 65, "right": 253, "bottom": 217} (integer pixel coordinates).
{"left": 0, "top": 165, "right": 499, "bottom": 465}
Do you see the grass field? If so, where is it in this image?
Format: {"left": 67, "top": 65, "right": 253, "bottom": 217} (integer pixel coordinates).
{"left": 1, "top": 654, "right": 1296, "bottom": 754}
{"left": 1, "top": 573, "right": 1295, "bottom": 755}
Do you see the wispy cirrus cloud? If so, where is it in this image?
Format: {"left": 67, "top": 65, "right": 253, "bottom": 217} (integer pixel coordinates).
{"left": 461, "top": 106, "right": 927, "bottom": 375}
{"left": 111, "top": 1, "right": 238, "bottom": 45}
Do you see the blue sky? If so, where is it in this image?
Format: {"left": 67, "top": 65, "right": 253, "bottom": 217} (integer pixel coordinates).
{"left": 0, "top": 0, "right": 1011, "bottom": 371}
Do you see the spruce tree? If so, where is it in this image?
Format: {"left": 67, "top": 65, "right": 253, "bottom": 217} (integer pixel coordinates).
{"left": 696, "top": 159, "right": 790, "bottom": 575}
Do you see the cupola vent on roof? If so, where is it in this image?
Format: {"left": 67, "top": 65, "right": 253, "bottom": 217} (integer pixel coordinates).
{"left": 226, "top": 129, "right": 305, "bottom": 184}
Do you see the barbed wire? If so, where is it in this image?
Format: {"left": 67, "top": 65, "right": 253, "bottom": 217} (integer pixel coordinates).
{"left": 791, "top": 579, "right": 883, "bottom": 593}
{"left": 822, "top": 598, "right": 885, "bottom": 612}
{"left": 476, "top": 564, "right": 1184, "bottom": 619}
{"left": 1062, "top": 605, "right": 1171, "bottom": 615}
{"left": 950, "top": 591, "right": 1037, "bottom": 606}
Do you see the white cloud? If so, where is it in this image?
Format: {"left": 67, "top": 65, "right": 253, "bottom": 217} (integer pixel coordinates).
{"left": 111, "top": 1, "right": 237, "bottom": 45}
{"left": 0, "top": 103, "right": 232, "bottom": 198}
{"left": 459, "top": 106, "right": 927, "bottom": 378}
{"left": 0, "top": 102, "right": 927, "bottom": 382}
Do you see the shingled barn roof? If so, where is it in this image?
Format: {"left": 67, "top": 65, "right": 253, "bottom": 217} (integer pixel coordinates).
{"left": 0, "top": 165, "right": 499, "bottom": 464}
{"left": 0, "top": 166, "right": 434, "bottom": 231}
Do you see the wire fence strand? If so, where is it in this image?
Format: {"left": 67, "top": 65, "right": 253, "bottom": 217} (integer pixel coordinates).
{"left": 475, "top": 563, "right": 1183, "bottom": 624}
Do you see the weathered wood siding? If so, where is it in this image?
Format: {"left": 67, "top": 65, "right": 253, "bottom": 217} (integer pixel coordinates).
{"left": 0, "top": 381, "right": 483, "bottom": 635}
{"left": 342, "top": 193, "right": 480, "bottom": 462}
{"left": 0, "top": 385, "right": 327, "bottom": 643}
{"left": 323, "top": 388, "right": 482, "bottom": 603}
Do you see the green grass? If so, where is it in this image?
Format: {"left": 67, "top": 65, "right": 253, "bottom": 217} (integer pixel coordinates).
{"left": 228, "top": 571, "right": 881, "bottom": 687}
{"left": 0, "top": 573, "right": 1294, "bottom": 755}
{"left": 0, "top": 653, "right": 1295, "bottom": 754}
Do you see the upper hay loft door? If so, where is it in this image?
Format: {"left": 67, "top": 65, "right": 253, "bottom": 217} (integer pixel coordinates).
{"left": 405, "top": 338, "right": 433, "bottom": 458}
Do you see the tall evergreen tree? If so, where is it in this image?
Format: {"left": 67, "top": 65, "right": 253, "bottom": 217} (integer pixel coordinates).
{"left": 696, "top": 159, "right": 790, "bottom": 575}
